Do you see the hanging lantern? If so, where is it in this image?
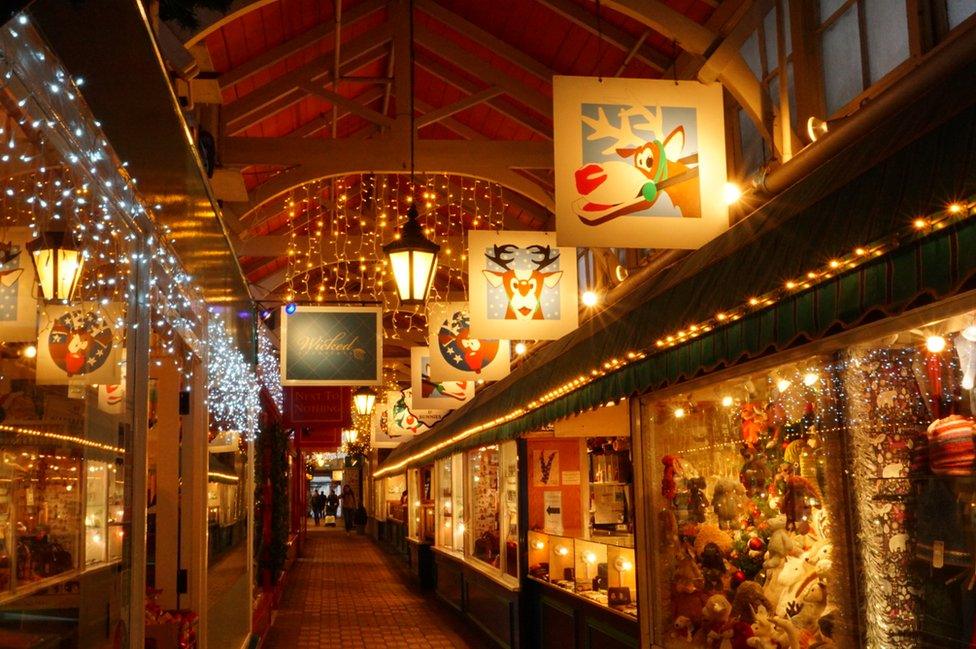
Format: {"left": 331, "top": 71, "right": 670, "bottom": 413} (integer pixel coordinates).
{"left": 382, "top": 203, "right": 440, "bottom": 305}
{"left": 353, "top": 386, "right": 376, "bottom": 416}
{"left": 26, "top": 231, "right": 84, "bottom": 304}
{"left": 341, "top": 429, "right": 358, "bottom": 447}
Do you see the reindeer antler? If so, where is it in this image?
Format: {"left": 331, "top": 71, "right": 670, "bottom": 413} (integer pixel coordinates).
{"left": 582, "top": 106, "right": 648, "bottom": 155}
{"left": 485, "top": 244, "right": 518, "bottom": 270}
{"left": 527, "top": 245, "right": 560, "bottom": 271}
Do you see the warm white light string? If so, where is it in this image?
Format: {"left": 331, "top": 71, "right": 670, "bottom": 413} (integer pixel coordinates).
{"left": 206, "top": 317, "right": 260, "bottom": 439}
{"left": 257, "top": 323, "right": 283, "bottom": 413}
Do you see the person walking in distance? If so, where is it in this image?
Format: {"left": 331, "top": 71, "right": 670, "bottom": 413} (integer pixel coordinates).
{"left": 341, "top": 484, "right": 358, "bottom": 533}
{"left": 311, "top": 489, "right": 324, "bottom": 526}
{"left": 325, "top": 486, "right": 340, "bottom": 527}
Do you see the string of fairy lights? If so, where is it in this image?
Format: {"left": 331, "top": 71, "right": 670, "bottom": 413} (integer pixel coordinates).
{"left": 0, "top": 15, "right": 259, "bottom": 437}
{"left": 257, "top": 323, "right": 283, "bottom": 414}
{"left": 278, "top": 173, "right": 507, "bottom": 337}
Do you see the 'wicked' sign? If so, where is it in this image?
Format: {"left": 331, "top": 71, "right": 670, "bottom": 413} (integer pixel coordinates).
{"left": 280, "top": 306, "right": 382, "bottom": 386}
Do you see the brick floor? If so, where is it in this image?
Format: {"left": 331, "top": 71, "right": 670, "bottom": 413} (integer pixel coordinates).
{"left": 261, "top": 527, "right": 491, "bottom": 649}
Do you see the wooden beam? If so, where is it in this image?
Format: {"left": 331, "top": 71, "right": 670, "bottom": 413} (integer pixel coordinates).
{"left": 221, "top": 23, "right": 393, "bottom": 132}
{"left": 414, "top": 0, "right": 553, "bottom": 82}
{"left": 391, "top": 0, "right": 412, "bottom": 145}
{"left": 287, "top": 87, "right": 387, "bottom": 138}
{"left": 415, "top": 99, "right": 486, "bottom": 140}
{"left": 697, "top": 0, "right": 776, "bottom": 83}
{"left": 415, "top": 87, "right": 502, "bottom": 127}
{"left": 298, "top": 81, "right": 395, "bottom": 127}
{"left": 221, "top": 136, "right": 553, "bottom": 169}
{"left": 416, "top": 56, "right": 551, "bottom": 137}
{"left": 537, "top": 0, "right": 670, "bottom": 72}
{"left": 218, "top": 0, "right": 388, "bottom": 89}
{"left": 170, "top": 0, "right": 275, "bottom": 46}
{"left": 414, "top": 23, "right": 552, "bottom": 120}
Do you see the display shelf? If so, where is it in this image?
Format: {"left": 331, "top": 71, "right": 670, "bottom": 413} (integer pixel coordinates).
{"left": 526, "top": 530, "right": 637, "bottom": 618}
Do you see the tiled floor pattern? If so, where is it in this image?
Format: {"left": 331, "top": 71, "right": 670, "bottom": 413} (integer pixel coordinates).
{"left": 262, "top": 527, "right": 490, "bottom": 648}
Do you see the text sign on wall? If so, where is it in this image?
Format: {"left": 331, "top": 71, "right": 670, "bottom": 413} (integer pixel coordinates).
{"left": 284, "top": 387, "right": 350, "bottom": 424}
{"left": 280, "top": 306, "right": 382, "bottom": 386}
{"left": 554, "top": 76, "right": 728, "bottom": 249}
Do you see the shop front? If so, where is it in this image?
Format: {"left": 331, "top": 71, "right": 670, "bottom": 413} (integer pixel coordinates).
{"left": 375, "top": 63, "right": 976, "bottom": 649}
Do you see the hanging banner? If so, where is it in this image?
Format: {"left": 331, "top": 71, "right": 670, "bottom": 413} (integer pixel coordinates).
{"left": 467, "top": 230, "right": 578, "bottom": 340}
{"left": 427, "top": 301, "right": 510, "bottom": 381}
{"left": 372, "top": 388, "right": 446, "bottom": 448}
{"left": 410, "top": 347, "right": 474, "bottom": 410}
{"left": 97, "top": 384, "right": 124, "bottom": 414}
{"left": 553, "top": 76, "right": 728, "bottom": 249}
{"left": 36, "top": 302, "right": 124, "bottom": 385}
{"left": 0, "top": 228, "right": 37, "bottom": 342}
{"left": 280, "top": 305, "right": 382, "bottom": 386}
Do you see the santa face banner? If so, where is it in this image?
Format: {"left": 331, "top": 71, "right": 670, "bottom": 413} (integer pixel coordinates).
{"left": 553, "top": 76, "right": 728, "bottom": 249}
{"left": 468, "top": 230, "right": 578, "bottom": 340}
{"left": 372, "top": 388, "right": 446, "bottom": 448}
{"left": 427, "top": 301, "right": 510, "bottom": 381}
{"left": 410, "top": 346, "right": 474, "bottom": 410}
{"left": 0, "top": 228, "right": 38, "bottom": 342}
{"left": 37, "top": 303, "right": 124, "bottom": 385}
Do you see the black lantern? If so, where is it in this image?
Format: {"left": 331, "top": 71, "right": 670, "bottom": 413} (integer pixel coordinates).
{"left": 352, "top": 386, "right": 377, "bottom": 416}
{"left": 382, "top": 203, "right": 440, "bottom": 305}
{"left": 26, "top": 231, "right": 84, "bottom": 303}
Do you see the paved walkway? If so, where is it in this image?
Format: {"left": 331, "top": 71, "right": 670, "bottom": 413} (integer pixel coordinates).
{"left": 262, "top": 527, "right": 490, "bottom": 649}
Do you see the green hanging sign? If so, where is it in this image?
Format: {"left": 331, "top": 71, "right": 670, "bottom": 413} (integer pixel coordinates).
{"left": 280, "top": 306, "right": 383, "bottom": 386}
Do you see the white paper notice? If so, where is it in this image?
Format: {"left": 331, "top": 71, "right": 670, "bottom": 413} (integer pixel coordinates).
{"left": 561, "top": 471, "right": 580, "bottom": 486}
{"left": 543, "top": 490, "right": 563, "bottom": 535}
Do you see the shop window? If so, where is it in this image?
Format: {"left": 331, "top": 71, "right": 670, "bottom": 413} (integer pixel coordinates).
{"left": 948, "top": 0, "right": 976, "bottom": 27}
{"left": 447, "top": 442, "right": 518, "bottom": 581}
{"left": 410, "top": 465, "right": 434, "bottom": 543}
{"left": 525, "top": 427, "right": 637, "bottom": 618}
{"left": 819, "top": 0, "right": 910, "bottom": 115}
{"left": 436, "top": 455, "right": 464, "bottom": 550}
{"left": 85, "top": 460, "right": 124, "bottom": 567}
{"left": 641, "top": 307, "right": 976, "bottom": 647}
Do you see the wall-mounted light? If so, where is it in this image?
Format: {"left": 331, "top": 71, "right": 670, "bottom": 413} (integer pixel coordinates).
{"left": 26, "top": 231, "right": 84, "bottom": 303}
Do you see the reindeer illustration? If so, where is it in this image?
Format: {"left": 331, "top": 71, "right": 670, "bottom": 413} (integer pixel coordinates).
{"left": 573, "top": 104, "right": 700, "bottom": 225}
{"left": 482, "top": 244, "right": 563, "bottom": 320}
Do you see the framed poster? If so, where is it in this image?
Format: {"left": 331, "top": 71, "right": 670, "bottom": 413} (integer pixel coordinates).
{"left": 533, "top": 449, "right": 560, "bottom": 487}
{"left": 280, "top": 305, "right": 382, "bottom": 386}
{"left": 372, "top": 388, "right": 445, "bottom": 448}
{"left": 0, "top": 228, "right": 37, "bottom": 342}
{"left": 36, "top": 302, "right": 124, "bottom": 385}
{"left": 410, "top": 347, "right": 474, "bottom": 410}
{"left": 553, "top": 76, "right": 728, "bottom": 249}
{"left": 427, "top": 301, "right": 510, "bottom": 381}
{"left": 467, "top": 230, "right": 578, "bottom": 340}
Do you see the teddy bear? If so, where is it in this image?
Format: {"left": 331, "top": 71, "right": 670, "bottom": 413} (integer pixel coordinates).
{"left": 686, "top": 477, "right": 709, "bottom": 524}
{"left": 712, "top": 477, "right": 747, "bottom": 529}
{"left": 763, "top": 516, "right": 796, "bottom": 571}
{"left": 672, "top": 550, "right": 706, "bottom": 626}
{"left": 701, "top": 593, "right": 735, "bottom": 649}
{"left": 787, "top": 580, "right": 827, "bottom": 634}
{"left": 700, "top": 542, "right": 728, "bottom": 593}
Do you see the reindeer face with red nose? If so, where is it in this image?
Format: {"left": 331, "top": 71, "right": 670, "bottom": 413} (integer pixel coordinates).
{"left": 482, "top": 244, "right": 563, "bottom": 321}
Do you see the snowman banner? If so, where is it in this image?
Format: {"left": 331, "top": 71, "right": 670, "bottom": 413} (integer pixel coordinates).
{"left": 467, "top": 230, "right": 578, "bottom": 341}
{"left": 426, "top": 301, "right": 510, "bottom": 381}
{"left": 37, "top": 302, "right": 124, "bottom": 385}
{"left": 372, "top": 388, "right": 446, "bottom": 448}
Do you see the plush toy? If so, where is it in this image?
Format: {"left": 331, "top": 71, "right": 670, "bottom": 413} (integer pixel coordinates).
{"left": 731, "top": 581, "right": 773, "bottom": 625}
{"left": 712, "top": 477, "right": 747, "bottom": 529}
{"left": 687, "top": 477, "right": 709, "bottom": 523}
{"left": 747, "top": 605, "right": 799, "bottom": 649}
{"left": 662, "top": 455, "right": 685, "bottom": 501}
{"left": 740, "top": 403, "right": 767, "bottom": 448}
{"left": 787, "top": 580, "right": 827, "bottom": 633}
{"left": 672, "top": 549, "right": 707, "bottom": 625}
{"left": 671, "top": 616, "right": 695, "bottom": 644}
{"left": 739, "top": 448, "right": 771, "bottom": 497}
{"left": 700, "top": 542, "right": 728, "bottom": 592}
{"left": 764, "top": 402, "right": 788, "bottom": 450}
{"left": 763, "top": 516, "right": 796, "bottom": 570}
{"left": 659, "top": 508, "right": 679, "bottom": 551}
{"left": 701, "top": 594, "right": 734, "bottom": 649}
{"left": 695, "top": 524, "right": 734, "bottom": 555}
{"left": 806, "top": 609, "right": 837, "bottom": 649}
{"left": 766, "top": 555, "right": 811, "bottom": 614}
{"left": 779, "top": 476, "right": 822, "bottom": 527}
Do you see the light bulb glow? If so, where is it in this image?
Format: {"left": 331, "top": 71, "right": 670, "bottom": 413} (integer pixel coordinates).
{"left": 583, "top": 551, "right": 597, "bottom": 565}
{"left": 285, "top": 302, "right": 297, "bottom": 315}
{"left": 22, "top": 344, "right": 37, "bottom": 359}
{"left": 722, "top": 182, "right": 743, "bottom": 204}
{"left": 803, "top": 372, "right": 819, "bottom": 387}
{"left": 963, "top": 325, "right": 976, "bottom": 342}
{"left": 673, "top": 407, "right": 686, "bottom": 419}
{"left": 621, "top": 560, "right": 633, "bottom": 572}
{"left": 963, "top": 374, "right": 974, "bottom": 390}
{"left": 926, "top": 335, "right": 947, "bottom": 353}
{"left": 777, "top": 379, "right": 792, "bottom": 393}
{"left": 721, "top": 395, "right": 733, "bottom": 408}
{"left": 581, "top": 290, "right": 599, "bottom": 307}
{"left": 556, "top": 545, "right": 569, "bottom": 557}
{"left": 532, "top": 540, "right": 545, "bottom": 551}
{"left": 514, "top": 342, "right": 527, "bottom": 355}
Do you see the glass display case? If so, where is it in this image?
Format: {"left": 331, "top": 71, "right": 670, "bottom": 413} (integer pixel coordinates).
{"left": 409, "top": 465, "right": 435, "bottom": 543}
{"left": 641, "top": 307, "right": 976, "bottom": 648}
{"left": 384, "top": 474, "right": 406, "bottom": 522}
{"left": 527, "top": 530, "right": 637, "bottom": 618}
{"left": 468, "top": 446, "right": 500, "bottom": 565}
{"left": 436, "top": 455, "right": 464, "bottom": 550}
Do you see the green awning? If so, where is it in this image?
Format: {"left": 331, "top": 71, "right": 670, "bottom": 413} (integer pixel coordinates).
{"left": 378, "top": 83, "right": 976, "bottom": 476}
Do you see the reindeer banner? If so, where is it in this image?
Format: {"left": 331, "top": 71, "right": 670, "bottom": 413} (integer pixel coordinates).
{"left": 410, "top": 346, "right": 474, "bottom": 410}
{"left": 467, "top": 231, "right": 578, "bottom": 341}
{"left": 553, "top": 76, "right": 728, "bottom": 249}
{"left": 427, "top": 301, "right": 510, "bottom": 381}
